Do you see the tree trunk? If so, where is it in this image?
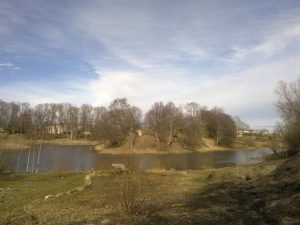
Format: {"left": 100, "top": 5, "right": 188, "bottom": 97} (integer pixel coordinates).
{"left": 216, "top": 124, "right": 221, "bottom": 147}
{"left": 155, "top": 131, "right": 160, "bottom": 143}
{"left": 167, "top": 125, "right": 173, "bottom": 147}
{"left": 31, "top": 145, "right": 35, "bottom": 173}
{"left": 130, "top": 132, "right": 137, "bottom": 149}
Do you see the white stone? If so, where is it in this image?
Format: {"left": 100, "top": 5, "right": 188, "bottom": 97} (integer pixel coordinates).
{"left": 44, "top": 195, "right": 54, "bottom": 200}
{"left": 111, "top": 163, "right": 127, "bottom": 171}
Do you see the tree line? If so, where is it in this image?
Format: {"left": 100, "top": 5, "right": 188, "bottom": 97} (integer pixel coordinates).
{"left": 0, "top": 98, "right": 237, "bottom": 149}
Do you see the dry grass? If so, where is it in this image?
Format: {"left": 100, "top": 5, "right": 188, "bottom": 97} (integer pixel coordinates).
{"left": 0, "top": 134, "right": 31, "bottom": 150}
{"left": 0, "top": 158, "right": 286, "bottom": 224}
{"left": 94, "top": 134, "right": 274, "bottom": 155}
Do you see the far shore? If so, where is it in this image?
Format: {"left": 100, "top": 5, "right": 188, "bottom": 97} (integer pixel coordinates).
{"left": 0, "top": 134, "right": 99, "bottom": 151}
{"left": 0, "top": 134, "right": 273, "bottom": 154}
{"left": 92, "top": 143, "right": 260, "bottom": 155}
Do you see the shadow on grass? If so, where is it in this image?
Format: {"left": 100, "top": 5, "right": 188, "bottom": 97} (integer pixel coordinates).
{"left": 121, "top": 155, "right": 300, "bottom": 225}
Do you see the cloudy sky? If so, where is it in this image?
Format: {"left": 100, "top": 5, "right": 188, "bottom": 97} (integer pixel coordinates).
{"left": 0, "top": 0, "right": 300, "bottom": 128}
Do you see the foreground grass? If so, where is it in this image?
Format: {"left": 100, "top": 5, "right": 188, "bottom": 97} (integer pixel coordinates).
{"left": 0, "top": 172, "right": 85, "bottom": 224}
{"left": 1, "top": 157, "right": 291, "bottom": 225}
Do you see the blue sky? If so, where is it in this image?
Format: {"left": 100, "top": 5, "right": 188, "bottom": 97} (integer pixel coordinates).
{"left": 0, "top": 0, "right": 300, "bottom": 128}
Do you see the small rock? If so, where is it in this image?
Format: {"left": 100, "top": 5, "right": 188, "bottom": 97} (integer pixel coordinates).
{"left": 56, "top": 193, "right": 65, "bottom": 197}
{"left": 207, "top": 174, "right": 214, "bottom": 179}
{"left": 101, "top": 219, "right": 111, "bottom": 225}
{"left": 76, "top": 186, "right": 85, "bottom": 191}
{"left": 44, "top": 195, "right": 54, "bottom": 200}
{"left": 111, "top": 163, "right": 127, "bottom": 171}
{"left": 245, "top": 175, "right": 252, "bottom": 181}
{"left": 67, "top": 189, "right": 79, "bottom": 194}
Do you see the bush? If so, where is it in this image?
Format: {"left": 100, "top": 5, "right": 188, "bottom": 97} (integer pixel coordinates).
{"left": 116, "top": 172, "right": 145, "bottom": 217}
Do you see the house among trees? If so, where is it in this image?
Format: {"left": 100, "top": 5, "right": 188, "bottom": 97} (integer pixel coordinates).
{"left": 46, "top": 124, "right": 69, "bottom": 134}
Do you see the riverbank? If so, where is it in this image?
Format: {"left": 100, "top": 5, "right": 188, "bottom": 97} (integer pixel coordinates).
{"left": 0, "top": 134, "right": 99, "bottom": 151}
{"left": 93, "top": 136, "right": 268, "bottom": 154}
{"left": 0, "top": 133, "right": 274, "bottom": 154}
{"left": 2, "top": 155, "right": 299, "bottom": 224}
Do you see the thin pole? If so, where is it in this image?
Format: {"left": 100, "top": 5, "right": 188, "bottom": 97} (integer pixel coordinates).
{"left": 31, "top": 144, "right": 35, "bottom": 173}
{"left": 26, "top": 136, "right": 32, "bottom": 173}
{"left": 10, "top": 149, "right": 16, "bottom": 173}
{"left": 16, "top": 149, "right": 22, "bottom": 173}
{"left": 36, "top": 135, "right": 43, "bottom": 173}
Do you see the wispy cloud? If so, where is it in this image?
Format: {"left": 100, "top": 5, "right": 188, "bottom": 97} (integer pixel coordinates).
{"left": 0, "top": 62, "right": 19, "bottom": 70}
{"left": 0, "top": 0, "right": 300, "bottom": 128}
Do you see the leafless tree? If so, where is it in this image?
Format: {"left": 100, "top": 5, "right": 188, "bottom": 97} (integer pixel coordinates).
{"left": 275, "top": 79, "right": 300, "bottom": 149}
{"left": 144, "top": 102, "right": 165, "bottom": 143}
{"left": 67, "top": 105, "right": 79, "bottom": 139}
{"left": 94, "top": 98, "right": 142, "bottom": 147}
{"left": 80, "top": 104, "right": 93, "bottom": 134}
{"left": 202, "top": 107, "right": 236, "bottom": 146}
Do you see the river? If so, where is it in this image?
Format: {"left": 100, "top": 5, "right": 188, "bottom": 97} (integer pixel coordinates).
{"left": 0, "top": 145, "right": 275, "bottom": 172}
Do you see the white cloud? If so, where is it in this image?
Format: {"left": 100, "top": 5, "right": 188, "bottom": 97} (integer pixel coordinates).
{"left": 1, "top": 0, "right": 300, "bottom": 128}
{"left": 0, "top": 62, "right": 19, "bottom": 70}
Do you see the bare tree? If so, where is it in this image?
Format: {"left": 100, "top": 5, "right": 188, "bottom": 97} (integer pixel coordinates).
{"left": 67, "top": 105, "right": 79, "bottom": 140}
{"left": 0, "top": 99, "right": 9, "bottom": 132}
{"left": 164, "top": 102, "right": 182, "bottom": 146}
{"left": 202, "top": 107, "right": 236, "bottom": 146}
{"left": 275, "top": 79, "right": 300, "bottom": 149}
{"left": 80, "top": 104, "right": 93, "bottom": 135}
{"left": 19, "top": 103, "right": 33, "bottom": 134}
{"left": 180, "top": 102, "right": 204, "bottom": 149}
{"left": 144, "top": 102, "right": 165, "bottom": 143}
{"left": 233, "top": 116, "right": 250, "bottom": 133}
{"left": 8, "top": 102, "right": 20, "bottom": 134}
{"left": 95, "top": 98, "right": 142, "bottom": 147}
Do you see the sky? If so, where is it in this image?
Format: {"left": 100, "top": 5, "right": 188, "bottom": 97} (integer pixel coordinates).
{"left": 0, "top": 0, "right": 300, "bottom": 129}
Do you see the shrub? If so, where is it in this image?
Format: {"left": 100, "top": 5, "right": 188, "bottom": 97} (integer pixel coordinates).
{"left": 116, "top": 172, "right": 145, "bottom": 217}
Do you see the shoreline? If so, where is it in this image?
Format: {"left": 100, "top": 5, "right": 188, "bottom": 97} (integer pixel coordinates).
{"left": 91, "top": 144, "right": 262, "bottom": 155}
{"left": 0, "top": 135, "right": 99, "bottom": 151}
{"left": 0, "top": 134, "right": 271, "bottom": 154}
{"left": 0, "top": 141, "right": 267, "bottom": 154}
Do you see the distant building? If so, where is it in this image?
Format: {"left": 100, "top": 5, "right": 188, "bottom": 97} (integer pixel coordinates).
{"left": 137, "top": 129, "right": 143, "bottom": 136}
{"left": 236, "top": 129, "right": 255, "bottom": 137}
{"left": 47, "top": 124, "right": 68, "bottom": 134}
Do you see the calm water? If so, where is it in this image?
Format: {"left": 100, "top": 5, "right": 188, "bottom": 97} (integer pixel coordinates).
{"left": 0, "top": 145, "right": 275, "bottom": 172}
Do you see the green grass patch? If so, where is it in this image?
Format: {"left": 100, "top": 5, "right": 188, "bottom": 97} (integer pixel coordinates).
{"left": 0, "top": 173, "right": 85, "bottom": 214}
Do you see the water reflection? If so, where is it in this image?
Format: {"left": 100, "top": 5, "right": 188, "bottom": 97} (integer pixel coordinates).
{"left": 0, "top": 145, "right": 274, "bottom": 172}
